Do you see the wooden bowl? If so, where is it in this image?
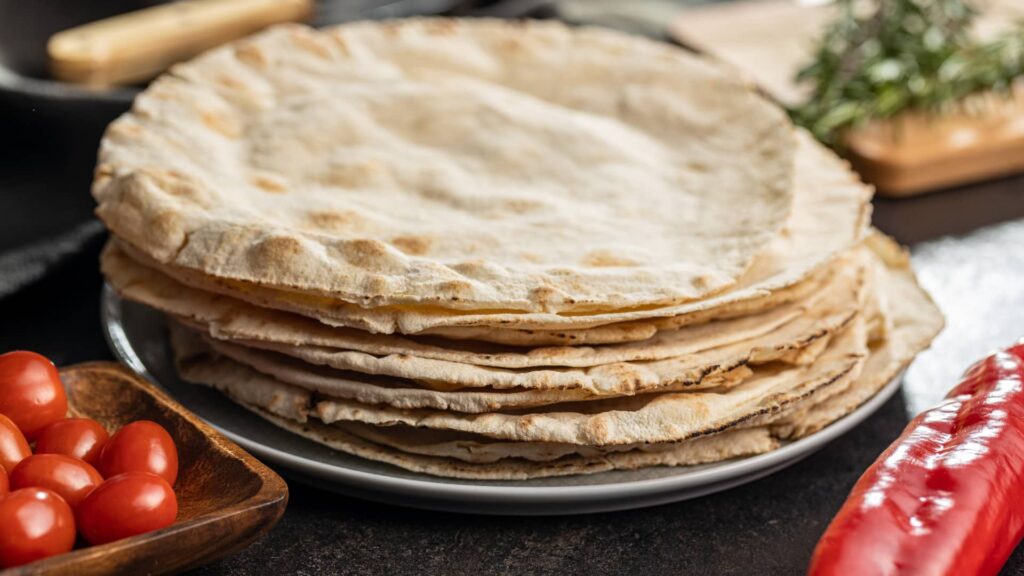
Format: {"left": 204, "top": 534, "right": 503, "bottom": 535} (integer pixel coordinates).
{"left": 4, "top": 362, "right": 289, "bottom": 576}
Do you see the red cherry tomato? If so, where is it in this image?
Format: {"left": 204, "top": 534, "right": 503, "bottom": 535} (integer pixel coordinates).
{"left": 77, "top": 472, "right": 177, "bottom": 546}
{"left": 0, "top": 488, "right": 76, "bottom": 568}
{"left": 0, "top": 413, "right": 30, "bottom": 474}
{"left": 99, "top": 421, "right": 178, "bottom": 485}
{"left": 0, "top": 351, "right": 68, "bottom": 440}
{"left": 35, "top": 418, "right": 110, "bottom": 466}
{"left": 0, "top": 466, "right": 8, "bottom": 497}
{"left": 10, "top": 454, "right": 103, "bottom": 510}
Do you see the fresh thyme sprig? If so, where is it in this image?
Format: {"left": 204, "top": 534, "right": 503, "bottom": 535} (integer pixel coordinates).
{"left": 790, "top": 0, "right": 1024, "bottom": 146}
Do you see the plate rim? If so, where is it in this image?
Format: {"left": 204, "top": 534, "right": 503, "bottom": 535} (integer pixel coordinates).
{"left": 100, "top": 284, "right": 902, "bottom": 510}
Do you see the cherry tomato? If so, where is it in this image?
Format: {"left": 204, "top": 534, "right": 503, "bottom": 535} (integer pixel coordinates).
{"left": 0, "top": 351, "right": 68, "bottom": 440}
{"left": 99, "top": 421, "right": 178, "bottom": 485}
{"left": 0, "top": 488, "right": 75, "bottom": 568}
{"left": 35, "top": 418, "right": 110, "bottom": 466}
{"left": 0, "top": 466, "right": 8, "bottom": 497}
{"left": 0, "top": 413, "right": 30, "bottom": 474}
{"left": 77, "top": 472, "right": 177, "bottom": 546}
{"left": 10, "top": 454, "right": 103, "bottom": 510}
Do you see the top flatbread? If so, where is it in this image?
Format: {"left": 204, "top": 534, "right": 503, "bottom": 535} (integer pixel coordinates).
{"left": 93, "top": 19, "right": 794, "bottom": 314}
{"left": 104, "top": 128, "right": 870, "bottom": 341}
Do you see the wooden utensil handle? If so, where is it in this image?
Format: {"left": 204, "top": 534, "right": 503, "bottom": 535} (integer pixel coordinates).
{"left": 48, "top": 0, "right": 314, "bottom": 87}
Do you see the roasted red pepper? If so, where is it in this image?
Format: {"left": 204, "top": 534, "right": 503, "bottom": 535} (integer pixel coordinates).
{"left": 809, "top": 342, "right": 1024, "bottom": 576}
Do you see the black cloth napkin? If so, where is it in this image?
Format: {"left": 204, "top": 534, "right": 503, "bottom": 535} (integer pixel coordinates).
{"left": 0, "top": 219, "right": 105, "bottom": 301}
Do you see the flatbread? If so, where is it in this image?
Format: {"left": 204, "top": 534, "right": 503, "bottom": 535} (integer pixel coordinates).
{"left": 104, "top": 242, "right": 863, "bottom": 369}
{"left": 94, "top": 19, "right": 794, "bottom": 314}
{"left": 104, "top": 128, "right": 869, "bottom": 340}
{"left": 213, "top": 299, "right": 851, "bottom": 395}
{"left": 309, "top": 317, "right": 865, "bottom": 445}
{"left": 177, "top": 264, "right": 862, "bottom": 396}
{"left": 105, "top": 241, "right": 864, "bottom": 366}
{"left": 332, "top": 421, "right": 720, "bottom": 463}
{"left": 177, "top": 313, "right": 868, "bottom": 446}
{"left": 230, "top": 294, "right": 855, "bottom": 393}
{"left": 86, "top": 14, "right": 937, "bottom": 483}
{"left": 113, "top": 238, "right": 829, "bottom": 346}
{"left": 770, "top": 234, "right": 945, "bottom": 438}
{"left": 173, "top": 325, "right": 756, "bottom": 412}
{"left": 237, "top": 407, "right": 780, "bottom": 480}
{"left": 169, "top": 233, "right": 941, "bottom": 478}
{"left": 197, "top": 238, "right": 940, "bottom": 479}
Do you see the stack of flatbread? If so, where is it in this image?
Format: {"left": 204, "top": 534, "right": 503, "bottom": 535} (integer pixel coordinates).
{"left": 93, "top": 19, "right": 943, "bottom": 480}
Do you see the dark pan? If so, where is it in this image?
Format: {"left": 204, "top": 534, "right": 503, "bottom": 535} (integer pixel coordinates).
{"left": 0, "top": 0, "right": 163, "bottom": 136}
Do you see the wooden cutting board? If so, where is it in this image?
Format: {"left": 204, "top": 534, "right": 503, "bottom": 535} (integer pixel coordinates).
{"left": 670, "top": 0, "right": 1024, "bottom": 197}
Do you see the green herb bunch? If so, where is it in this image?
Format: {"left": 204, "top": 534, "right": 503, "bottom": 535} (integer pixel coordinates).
{"left": 790, "top": 0, "right": 1024, "bottom": 145}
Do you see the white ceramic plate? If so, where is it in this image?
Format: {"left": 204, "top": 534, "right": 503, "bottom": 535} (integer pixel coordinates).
{"left": 101, "top": 285, "right": 902, "bottom": 515}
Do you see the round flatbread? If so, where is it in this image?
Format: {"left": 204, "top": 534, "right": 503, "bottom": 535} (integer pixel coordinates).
{"left": 106, "top": 128, "right": 869, "bottom": 341}
{"left": 238, "top": 408, "right": 779, "bottom": 480}
{"left": 168, "top": 263, "right": 862, "bottom": 399}
{"left": 173, "top": 236, "right": 942, "bottom": 478}
{"left": 177, "top": 314, "right": 869, "bottom": 446}
{"left": 105, "top": 242, "right": 865, "bottom": 370}
{"left": 93, "top": 19, "right": 794, "bottom": 314}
